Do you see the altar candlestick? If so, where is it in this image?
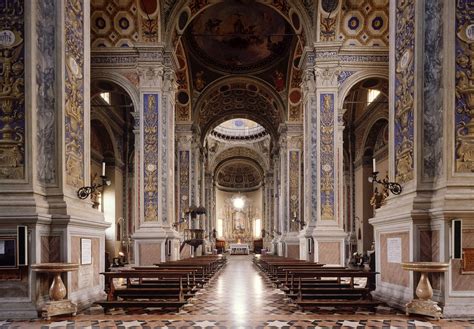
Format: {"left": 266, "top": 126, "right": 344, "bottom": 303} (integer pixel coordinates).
{"left": 102, "top": 162, "right": 106, "bottom": 176}
{"left": 372, "top": 158, "right": 376, "bottom": 172}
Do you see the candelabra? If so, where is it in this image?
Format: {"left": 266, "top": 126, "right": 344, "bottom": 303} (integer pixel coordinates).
{"left": 368, "top": 171, "right": 402, "bottom": 195}
{"left": 77, "top": 175, "right": 111, "bottom": 199}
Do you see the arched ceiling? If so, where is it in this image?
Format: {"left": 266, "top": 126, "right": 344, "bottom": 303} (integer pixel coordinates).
{"left": 342, "top": 77, "right": 388, "bottom": 125}
{"left": 215, "top": 159, "right": 263, "bottom": 191}
{"left": 195, "top": 77, "right": 284, "bottom": 140}
{"left": 184, "top": 1, "right": 293, "bottom": 74}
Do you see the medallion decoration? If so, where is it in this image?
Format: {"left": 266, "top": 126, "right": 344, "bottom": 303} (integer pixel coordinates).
{"left": 0, "top": 0, "right": 24, "bottom": 180}
{"left": 394, "top": 0, "right": 415, "bottom": 184}
{"left": 143, "top": 94, "right": 159, "bottom": 222}
{"left": 320, "top": 94, "right": 335, "bottom": 220}
{"left": 65, "top": 0, "right": 84, "bottom": 188}
{"left": 455, "top": 0, "right": 474, "bottom": 172}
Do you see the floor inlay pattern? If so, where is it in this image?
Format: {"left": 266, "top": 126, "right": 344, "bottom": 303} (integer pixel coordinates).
{"left": 3, "top": 256, "right": 474, "bottom": 328}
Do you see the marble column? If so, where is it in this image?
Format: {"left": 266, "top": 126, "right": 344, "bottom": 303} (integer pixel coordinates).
{"left": 300, "top": 46, "right": 346, "bottom": 265}
{"left": 132, "top": 46, "right": 179, "bottom": 265}
{"left": 0, "top": 0, "right": 109, "bottom": 318}
{"left": 263, "top": 172, "right": 273, "bottom": 250}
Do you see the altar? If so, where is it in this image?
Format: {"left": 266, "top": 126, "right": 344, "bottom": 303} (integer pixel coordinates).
{"left": 229, "top": 243, "right": 249, "bottom": 255}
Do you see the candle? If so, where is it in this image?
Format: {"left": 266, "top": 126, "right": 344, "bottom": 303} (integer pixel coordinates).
{"left": 293, "top": 211, "right": 297, "bottom": 219}
{"left": 102, "top": 162, "right": 106, "bottom": 176}
{"left": 372, "top": 158, "right": 376, "bottom": 172}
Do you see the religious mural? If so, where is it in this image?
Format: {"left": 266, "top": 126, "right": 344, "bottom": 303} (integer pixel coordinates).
{"left": 0, "top": 0, "right": 24, "bottom": 180}
{"left": 65, "top": 0, "right": 85, "bottom": 188}
{"left": 186, "top": 0, "right": 292, "bottom": 73}
{"left": 143, "top": 93, "right": 159, "bottom": 222}
{"left": 455, "top": 0, "right": 474, "bottom": 172}
{"left": 394, "top": 0, "right": 415, "bottom": 184}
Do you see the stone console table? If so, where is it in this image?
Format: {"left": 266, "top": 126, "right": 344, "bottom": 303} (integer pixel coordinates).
{"left": 31, "top": 263, "right": 79, "bottom": 319}
{"left": 401, "top": 262, "right": 449, "bottom": 320}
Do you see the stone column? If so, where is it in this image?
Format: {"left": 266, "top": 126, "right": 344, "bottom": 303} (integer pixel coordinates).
{"left": 263, "top": 172, "right": 273, "bottom": 250}
{"left": 0, "top": 0, "right": 110, "bottom": 318}
{"left": 132, "top": 46, "right": 179, "bottom": 265}
{"left": 282, "top": 124, "right": 303, "bottom": 259}
{"left": 300, "top": 46, "right": 346, "bottom": 265}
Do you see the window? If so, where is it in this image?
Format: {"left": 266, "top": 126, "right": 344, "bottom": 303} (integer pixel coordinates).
{"left": 100, "top": 92, "right": 110, "bottom": 104}
{"left": 217, "top": 218, "right": 223, "bottom": 238}
{"left": 254, "top": 218, "right": 261, "bottom": 238}
{"left": 367, "top": 89, "right": 380, "bottom": 105}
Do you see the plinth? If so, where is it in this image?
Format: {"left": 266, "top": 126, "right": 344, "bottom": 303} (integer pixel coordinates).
{"left": 31, "top": 263, "right": 79, "bottom": 319}
{"left": 401, "top": 262, "right": 449, "bottom": 320}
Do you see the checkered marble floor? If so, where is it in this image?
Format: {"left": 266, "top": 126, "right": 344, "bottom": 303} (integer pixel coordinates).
{"left": 2, "top": 255, "right": 474, "bottom": 328}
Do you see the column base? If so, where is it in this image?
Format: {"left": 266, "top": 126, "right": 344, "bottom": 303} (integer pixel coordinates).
{"left": 0, "top": 301, "right": 38, "bottom": 320}
{"left": 132, "top": 225, "right": 180, "bottom": 265}
{"left": 281, "top": 232, "right": 300, "bottom": 259}
{"left": 312, "top": 228, "right": 347, "bottom": 266}
{"left": 443, "top": 298, "right": 474, "bottom": 318}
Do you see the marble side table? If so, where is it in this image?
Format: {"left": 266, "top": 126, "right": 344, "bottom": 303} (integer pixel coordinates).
{"left": 31, "top": 263, "right": 79, "bottom": 320}
{"left": 401, "top": 262, "right": 449, "bottom": 320}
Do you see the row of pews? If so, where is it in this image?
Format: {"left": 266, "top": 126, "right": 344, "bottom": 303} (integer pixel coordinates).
{"left": 95, "top": 255, "right": 226, "bottom": 313}
{"left": 254, "top": 255, "right": 380, "bottom": 311}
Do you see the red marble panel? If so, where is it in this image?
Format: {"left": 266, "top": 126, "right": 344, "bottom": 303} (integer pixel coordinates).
{"left": 380, "top": 232, "right": 409, "bottom": 287}
{"left": 139, "top": 243, "right": 162, "bottom": 265}
{"left": 286, "top": 245, "right": 299, "bottom": 259}
{"left": 452, "top": 229, "right": 474, "bottom": 291}
{"left": 318, "top": 242, "right": 340, "bottom": 265}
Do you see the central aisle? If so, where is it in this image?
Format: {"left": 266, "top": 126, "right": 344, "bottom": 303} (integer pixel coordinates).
{"left": 5, "top": 255, "right": 466, "bottom": 328}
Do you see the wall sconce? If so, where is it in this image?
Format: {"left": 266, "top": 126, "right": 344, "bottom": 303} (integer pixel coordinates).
{"left": 368, "top": 171, "right": 402, "bottom": 195}
{"left": 77, "top": 174, "right": 111, "bottom": 199}
{"left": 291, "top": 211, "right": 306, "bottom": 228}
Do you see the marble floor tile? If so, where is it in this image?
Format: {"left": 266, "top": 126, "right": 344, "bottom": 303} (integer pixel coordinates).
{"left": 3, "top": 256, "right": 474, "bottom": 328}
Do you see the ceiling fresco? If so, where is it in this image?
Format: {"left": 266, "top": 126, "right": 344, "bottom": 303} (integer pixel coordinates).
{"left": 184, "top": 0, "right": 293, "bottom": 74}
{"left": 216, "top": 160, "right": 263, "bottom": 190}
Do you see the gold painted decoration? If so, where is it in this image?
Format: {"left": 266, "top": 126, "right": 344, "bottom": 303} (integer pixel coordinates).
{"left": 394, "top": 0, "right": 415, "bottom": 184}
{"left": 320, "top": 94, "right": 335, "bottom": 220}
{"left": 455, "top": 1, "right": 474, "bottom": 172}
{"left": 0, "top": 1, "right": 25, "bottom": 180}
{"left": 65, "top": 0, "right": 85, "bottom": 188}
{"left": 143, "top": 93, "right": 159, "bottom": 222}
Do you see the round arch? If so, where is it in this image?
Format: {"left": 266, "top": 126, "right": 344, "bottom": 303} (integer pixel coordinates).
{"left": 210, "top": 146, "right": 269, "bottom": 174}
{"left": 194, "top": 76, "right": 286, "bottom": 142}
{"left": 90, "top": 114, "right": 121, "bottom": 166}
{"left": 338, "top": 70, "right": 389, "bottom": 110}
{"left": 91, "top": 71, "right": 140, "bottom": 114}
{"left": 214, "top": 157, "right": 265, "bottom": 191}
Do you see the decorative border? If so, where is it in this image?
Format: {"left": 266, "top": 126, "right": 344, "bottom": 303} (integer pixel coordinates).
{"left": 394, "top": 0, "right": 415, "bottom": 184}
{"left": 64, "top": 0, "right": 85, "bottom": 188}
{"left": 143, "top": 93, "right": 159, "bottom": 222}
{"left": 0, "top": 0, "right": 25, "bottom": 180}
{"left": 320, "top": 93, "right": 335, "bottom": 220}
{"left": 454, "top": 0, "right": 474, "bottom": 172}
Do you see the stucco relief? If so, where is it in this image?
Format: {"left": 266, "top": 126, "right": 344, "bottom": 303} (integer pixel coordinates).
{"left": 423, "top": 0, "right": 443, "bottom": 179}
{"left": 64, "top": 0, "right": 85, "bottom": 188}
{"left": 455, "top": 0, "right": 474, "bottom": 172}
{"left": 394, "top": 0, "right": 415, "bottom": 184}
{"left": 36, "top": 0, "right": 56, "bottom": 184}
{"left": 0, "top": 0, "right": 25, "bottom": 180}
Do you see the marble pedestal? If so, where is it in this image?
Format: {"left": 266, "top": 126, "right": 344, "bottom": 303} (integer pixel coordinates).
{"left": 401, "top": 262, "right": 449, "bottom": 320}
{"left": 31, "top": 263, "right": 79, "bottom": 320}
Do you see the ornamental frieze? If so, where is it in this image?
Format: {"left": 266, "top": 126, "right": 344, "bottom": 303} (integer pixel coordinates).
{"left": 320, "top": 93, "right": 335, "bottom": 220}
